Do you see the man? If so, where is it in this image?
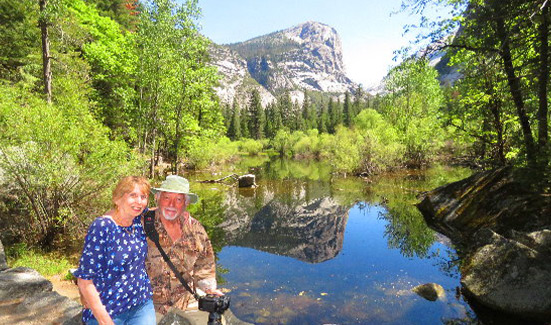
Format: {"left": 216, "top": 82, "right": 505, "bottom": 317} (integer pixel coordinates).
{"left": 146, "top": 175, "right": 223, "bottom": 315}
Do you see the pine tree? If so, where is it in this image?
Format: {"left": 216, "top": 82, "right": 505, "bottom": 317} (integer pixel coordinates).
{"left": 293, "top": 99, "right": 305, "bottom": 131}
{"left": 301, "top": 93, "right": 311, "bottom": 130}
{"left": 343, "top": 91, "right": 352, "bottom": 127}
{"left": 249, "top": 89, "right": 265, "bottom": 139}
{"left": 318, "top": 100, "right": 329, "bottom": 133}
{"left": 327, "top": 98, "right": 336, "bottom": 133}
{"left": 240, "top": 102, "right": 250, "bottom": 138}
{"left": 228, "top": 100, "right": 241, "bottom": 140}
{"left": 353, "top": 86, "right": 364, "bottom": 117}
{"left": 308, "top": 101, "right": 318, "bottom": 130}
{"left": 279, "top": 90, "right": 293, "bottom": 128}
{"left": 222, "top": 102, "right": 231, "bottom": 132}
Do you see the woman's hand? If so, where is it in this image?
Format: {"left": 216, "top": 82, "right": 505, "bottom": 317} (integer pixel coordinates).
{"left": 77, "top": 278, "right": 114, "bottom": 325}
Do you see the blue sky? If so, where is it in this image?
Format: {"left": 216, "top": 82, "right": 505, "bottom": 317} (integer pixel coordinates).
{"left": 196, "top": 0, "right": 450, "bottom": 88}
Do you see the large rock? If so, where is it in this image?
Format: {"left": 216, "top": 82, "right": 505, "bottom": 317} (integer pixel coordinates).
{"left": 412, "top": 283, "right": 445, "bottom": 301}
{"left": 417, "top": 167, "right": 551, "bottom": 321}
{"left": 0, "top": 239, "right": 7, "bottom": 271}
{"left": 461, "top": 229, "right": 551, "bottom": 320}
{"left": 238, "top": 174, "right": 256, "bottom": 188}
{"left": 0, "top": 265, "right": 81, "bottom": 324}
{"left": 0, "top": 267, "right": 53, "bottom": 300}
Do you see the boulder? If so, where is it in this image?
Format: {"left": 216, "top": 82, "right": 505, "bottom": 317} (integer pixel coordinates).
{"left": 0, "top": 267, "right": 53, "bottom": 301}
{"left": 158, "top": 310, "right": 194, "bottom": 325}
{"left": 238, "top": 174, "right": 256, "bottom": 188}
{"left": 0, "top": 266, "right": 81, "bottom": 324}
{"left": 0, "top": 240, "right": 7, "bottom": 271}
{"left": 412, "top": 283, "right": 445, "bottom": 301}
{"left": 417, "top": 167, "right": 551, "bottom": 321}
{"left": 461, "top": 229, "right": 551, "bottom": 320}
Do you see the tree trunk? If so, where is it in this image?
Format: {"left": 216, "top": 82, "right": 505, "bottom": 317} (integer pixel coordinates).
{"left": 495, "top": 17, "right": 536, "bottom": 165}
{"left": 537, "top": 4, "right": 549, "bottom": 156}
{"left": 173, "top": 105, "right": 182, "bottom": 174}
{"left": 39, "top": 0, "right": 52, "bottom": 104}
{"left": 489, "top": 97, "right": 506, "bottom": 165}
{"left": 150, "top": 129, "right": 156, "bottom": 178}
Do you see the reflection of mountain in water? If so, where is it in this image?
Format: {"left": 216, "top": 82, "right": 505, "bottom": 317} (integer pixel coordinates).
{"left": 220, "top": 197, "right": 349, "bottom": 263}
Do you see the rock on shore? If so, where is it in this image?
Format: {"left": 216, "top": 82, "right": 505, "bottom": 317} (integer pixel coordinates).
{"left": 417, "top": 166, "right": 551, "bottom": 322}
{"left": 0, "top": 263, "right": 81, "bottom": 324}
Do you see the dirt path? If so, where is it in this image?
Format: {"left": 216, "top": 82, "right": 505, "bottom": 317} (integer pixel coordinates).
{"left": 46, "top": 274, "right": 81, "bottom": 304}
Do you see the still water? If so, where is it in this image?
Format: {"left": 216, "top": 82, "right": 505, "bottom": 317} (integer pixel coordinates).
{"left": 188, "top": 158, "right": 475, "bottom": 324}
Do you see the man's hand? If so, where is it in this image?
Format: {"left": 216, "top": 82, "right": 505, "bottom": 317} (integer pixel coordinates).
{"left": 205, "top": 288, "right": 224, "bottom": 296}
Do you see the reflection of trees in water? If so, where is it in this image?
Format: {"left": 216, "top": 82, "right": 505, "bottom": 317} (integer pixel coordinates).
{"left": 379, "top": 202, "right": 435, "bottom": 258}
{"left": 189, "top": 159, "right": 471, "bottom": 282}
{"left": 356, "top": 166, "right": 471, "bottom": 259}
{"left": 188, "top": 188, "right": 228, "bottom": 254}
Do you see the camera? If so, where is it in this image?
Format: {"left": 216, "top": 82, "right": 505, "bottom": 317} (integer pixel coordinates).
{"left": 199, "top": 294, "right": 230, "bottom": 313}
{"left": 199, "top": 294, "right": 230, "bottom": 325}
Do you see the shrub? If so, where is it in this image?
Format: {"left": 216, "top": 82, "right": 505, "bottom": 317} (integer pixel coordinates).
{"left": 353, "top": 109, "right": 406, "bottom": 173}
{"left": 185, "top": 136, "right": 239, "bottom": 169}
{"left": 237, "top": 138, "right": 264, "bottom": 156}
{"left": 270, "top": 129, "right": 293, "bottom": 157}
{"left": 327, "top": 126, "right": 364, "bottom": 173}
{"left": 0, "top": 83, "right": 140, "bottom": 247}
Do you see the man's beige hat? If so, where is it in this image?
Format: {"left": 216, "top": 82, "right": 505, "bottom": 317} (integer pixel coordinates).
{"left": 151, "top": 175, "right": 198, "bottom": 204}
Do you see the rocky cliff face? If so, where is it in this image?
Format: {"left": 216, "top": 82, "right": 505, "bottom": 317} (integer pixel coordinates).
{"left": 209, "top": 44, "right": 276, "bottom": 107}
{"left": 209, "top": 21, "right": 357, "bottom": 105}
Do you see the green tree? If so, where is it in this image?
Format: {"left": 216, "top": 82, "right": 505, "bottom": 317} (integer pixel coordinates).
{"left": 70, "top": 0, "right": 138, "bottom": 140}
{"left": 0, "top": 83, "right": 138, "bottom": 246}
{"left": 353, "top": 86, "right": 364, "bottom": 116}
{"left": 0, "top": 0, "right": 39, "bottom": 81}
{"left": 293, "top": 99, "right": 305, "bottom": 131}
{"left": 240, "top": 101, "right": 250, "bottom": 138}
{"left": 343, "top": 91, "right": 352, "bottom": 127}
{"left": 228, "top": 100, "right": 242, "bottom": 140}
{"left": 265, "top": 102, "right": 283, "bottom": 138}
{"left": 382, "top": 58, "right": 445, "bottom": 166}
{"left": 402, "top": 0, "right": 550, "bottom": 166}
{"left": 279, "top": 90, "right": 293, "bottom": 128}
{"left": 327, "top": 98, "right": 338, "bottom": 133}
{"left": 88, "top": 0, "right": 139, "bottom": 30}
{"left": 249, "top": 88, "right": 265, "bottom": 139}
{"left": 135, "top": 0, "right": 223, "bottom": 174}
{"left": 318, "top": 99, "right": 330, "bottom": 133}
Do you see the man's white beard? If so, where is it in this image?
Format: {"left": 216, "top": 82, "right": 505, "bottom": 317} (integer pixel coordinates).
{"left": 161, "top": 207, "right": 181, "bottom": 221}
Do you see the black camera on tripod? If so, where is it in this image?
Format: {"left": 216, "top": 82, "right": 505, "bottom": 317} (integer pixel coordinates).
{"left": 199, "top": 294, "right": 230, "bottom": 325}
{"left": 199, "top": 294, "right": 231, "bottom": 313}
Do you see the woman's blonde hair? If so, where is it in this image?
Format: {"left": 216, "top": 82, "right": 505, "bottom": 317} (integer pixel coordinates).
{"left": 112, "top": 176, "right": 151, "bottom": 208}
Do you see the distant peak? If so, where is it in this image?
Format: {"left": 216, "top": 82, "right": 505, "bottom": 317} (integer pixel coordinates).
{"left": 297, "top": 21, "right": 329, "bottom": 27}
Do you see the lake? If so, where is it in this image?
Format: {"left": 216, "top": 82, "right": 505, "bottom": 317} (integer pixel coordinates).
{"left": 187, "top": 157, "right": 478, "bottom": 324}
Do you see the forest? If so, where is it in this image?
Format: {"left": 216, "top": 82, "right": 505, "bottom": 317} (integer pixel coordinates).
{"left": 0, "top": 0, "right": 550, "bottom": 250}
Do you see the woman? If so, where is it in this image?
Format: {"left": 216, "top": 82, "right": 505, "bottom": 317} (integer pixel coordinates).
{"left": 74, "top": 176, "right": 155, "bottom": 325}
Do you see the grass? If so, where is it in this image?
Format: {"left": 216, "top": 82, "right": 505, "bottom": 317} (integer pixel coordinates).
{"left": 5, "top": 243, "right": 75, "bottom": 277}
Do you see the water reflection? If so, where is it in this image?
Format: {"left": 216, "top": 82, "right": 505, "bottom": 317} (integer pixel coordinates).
{"left": 223, "top": 197, "right": 349, "bottom": 263}
{"left": 188, "top": 159, "right": 473, "bottom": 324}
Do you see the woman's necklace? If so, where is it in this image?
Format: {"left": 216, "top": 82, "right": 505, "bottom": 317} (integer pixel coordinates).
{"left": 121, "top": 223, "right": 135, "bottom": 236}
{"left": 113, "top": 213, "right": 135, "bottom": 236}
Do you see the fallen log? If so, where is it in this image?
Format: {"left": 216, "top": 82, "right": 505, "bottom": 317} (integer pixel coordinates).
{"left": 197, "top": 173, "right": 239, "bottom": 184}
